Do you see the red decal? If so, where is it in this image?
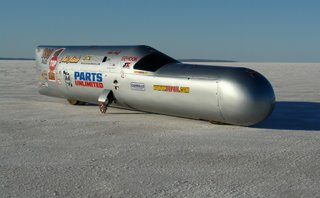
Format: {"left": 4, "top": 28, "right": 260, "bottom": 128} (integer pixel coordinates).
{"left": 121, "top": 56, "right": 138, "bottom": 61}
{"left": 48, "top": 48, "right": 65, "bottom": 81}
{"left": 74, "top": 80, "right": 104, "bottom": 88}
{"left": 107, "top": 51, "right": 121, "bottom": 55}
{"left": 123, "top": 62, "right": 131, "bottom": 69}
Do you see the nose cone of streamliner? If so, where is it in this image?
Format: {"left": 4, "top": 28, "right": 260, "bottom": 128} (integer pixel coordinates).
{"left": 217, "top": 68, "right": 275, "bottom": 126}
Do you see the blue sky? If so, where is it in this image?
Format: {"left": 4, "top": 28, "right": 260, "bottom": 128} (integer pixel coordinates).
{"left": 1, "top": 0, "right": 320, "bottom": 62}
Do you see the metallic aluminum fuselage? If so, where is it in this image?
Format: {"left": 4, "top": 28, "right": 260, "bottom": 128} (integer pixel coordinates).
{"left": 35, "top": 45, "right": 275, "bottom": 126}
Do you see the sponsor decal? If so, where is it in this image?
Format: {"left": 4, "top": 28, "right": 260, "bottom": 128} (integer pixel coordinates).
{"left": 83, "top": 55, "right": 91, "bottom": 61}
{"left": 56, "top": 78, "right": 62, "bottom": 85}
{"left": 60, "top": 56, "right": 81, "bottom": 63}
{"left": 48, "top": 48, "right": 65, "bottom": 81}
{"left": 74, "top": 71, "right": 103, "bottom": 88}
{"left": 130, "top": 82, "right": 145, "bottom": 91}
{"left": 41, "top": 48, "right": 54, "bottom": 64}
{"left": 39, "top": 70, "right": 48, "bottom": 87}
{"left": 134, "top": 70, "right": 149, "bottom": 75}
{"left": 122, "top": 62, "right": 131, "bottom": 69}
{"left": 80, "top": 55, "right": 102, "bottom": 65}
{"left": 63, "top": 70, "right": 73, "bottom": 87}
{"left": 107, "top": 51, "right": 121, "bottom": 55}
{"left": 153, "top": 85, "right": 190, "bottom": 93}
{"left": 121, "top": 56, "right": 138, "bottom": 62}
{"left": 39, "top": 70, "right": 48, "bottom": 81}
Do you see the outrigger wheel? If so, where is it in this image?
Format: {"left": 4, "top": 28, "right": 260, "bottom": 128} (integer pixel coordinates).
{"left": 67, "top": 99, "right": 85, "bottom": 105}
{"left": 99, "top": 102, "right": 107, "bottom": 114}
{"left": 98, "top": 89, "right": 115, "bottom": 114}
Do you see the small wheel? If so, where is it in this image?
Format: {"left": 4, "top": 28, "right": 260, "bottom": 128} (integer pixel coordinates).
{"left": 67, "top": 99, "right": 83, "bottom": 105}
{"left": 99, "top": 102, "right": 107, "bottom": 114}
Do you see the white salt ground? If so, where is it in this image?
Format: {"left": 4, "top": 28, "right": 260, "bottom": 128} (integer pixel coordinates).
{"left": 0, "top": 60, "right": 319, "bottom": 197}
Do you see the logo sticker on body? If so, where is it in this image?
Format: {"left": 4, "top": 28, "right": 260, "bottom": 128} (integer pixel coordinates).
{"left": 153, "top": 85, "right": 190, "bottom": 93}
{"left": 107, "top": 51, "right": 121, "bottom": 55}
{"left": 39, "top": 70, "right": 48, "bottom": 88}
{"left": 80, "top": 55, "right": 102, "bottom": 65}
{"left": 48, "top": 48, "right": 65, "bottom": 81}
{"left": 121, "top": 56, "right": 138, "bottom": 62}
{"left": 41, "top": 48, "right": 54, "bottom": 64}
{"left": 60, "top": 56, "right": 81, "bottom": 63}
{"left": 123, "top": 62, "right": 131, "bottom": 69}
{"left": 74, "top": 71, "right": 104, "bottom": 88}
{"left": 134, "top": 70, "right": 150, "bottom": 75}
{"left": 130, "top": 82, "right": 145, "bottom": 91}
{"left": 63, "top": 71, "right": 73, "bottom": 87}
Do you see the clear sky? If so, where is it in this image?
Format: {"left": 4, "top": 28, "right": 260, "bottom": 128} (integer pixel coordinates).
{"left": 1, "top": 0, "right": 320, "bottom": 62}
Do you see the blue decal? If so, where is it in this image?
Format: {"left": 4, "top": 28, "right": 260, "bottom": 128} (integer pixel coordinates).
{"left": 97, "top": 73, "right": 102, "bottom": 82}
{"left": 74, "top": 71, "right": 103, "bottom": 82}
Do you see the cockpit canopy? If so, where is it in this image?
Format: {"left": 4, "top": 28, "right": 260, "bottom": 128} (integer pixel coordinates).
{"left": 133, "top": 51, "right": 179, "bottom": 72}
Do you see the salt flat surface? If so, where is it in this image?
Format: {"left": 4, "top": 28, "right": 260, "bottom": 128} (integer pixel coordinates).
{"left": 0, "top": 60, "right": 320, "bottom": 197}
